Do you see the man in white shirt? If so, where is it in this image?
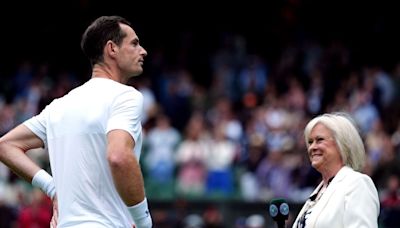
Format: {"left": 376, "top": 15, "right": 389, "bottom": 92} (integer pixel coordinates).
{"left": 0, "top": 15, "right": 152, "bottom": 227}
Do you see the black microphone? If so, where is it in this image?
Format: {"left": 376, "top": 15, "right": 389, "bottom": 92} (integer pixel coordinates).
{"left": 269, "top": 198, "right": 289, "bottom": 228}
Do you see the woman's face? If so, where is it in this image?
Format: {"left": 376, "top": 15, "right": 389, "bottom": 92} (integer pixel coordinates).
{"left": 307, "top": 123, "right": 343, "bottom": 173}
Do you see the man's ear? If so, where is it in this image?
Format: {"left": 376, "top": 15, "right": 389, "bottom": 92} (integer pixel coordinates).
{"left": 105, "top": 40, "right": 118, "bottom": 58}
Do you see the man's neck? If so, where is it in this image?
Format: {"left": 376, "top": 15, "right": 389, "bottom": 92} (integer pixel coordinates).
{"left": 92, "top": 65, "right": 125, "bottom": 84}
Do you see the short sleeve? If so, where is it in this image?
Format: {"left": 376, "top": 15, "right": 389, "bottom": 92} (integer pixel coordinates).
{"left": 23, "top": 105, "right": 49, "bottom": 145}
{"left": 106, "top": 90, "right": 144, "bottom": 144}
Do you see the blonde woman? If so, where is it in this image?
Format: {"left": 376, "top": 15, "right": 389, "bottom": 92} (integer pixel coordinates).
{"left": 293, "top": 112, "right": 379, "bottom": 228}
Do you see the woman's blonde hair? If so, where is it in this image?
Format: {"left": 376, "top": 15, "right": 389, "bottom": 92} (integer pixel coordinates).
{"left": 304, "top": 112, "right": 365, "bottom": 171}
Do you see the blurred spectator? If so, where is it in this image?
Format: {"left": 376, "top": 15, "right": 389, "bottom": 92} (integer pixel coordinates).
{"left": 285, "top": 77, "right": 306, "bottom": 111}
{"left": 202, "top": 205, "right": 224, "bottom": 228}
{"left": 175, "top": 113, "right": 210, "bottom": 197}
{"left": 372, "top": 134, "right": 400, "bottom": 190}
{"left": 130, "top": 77, "right": 158, "bottom": 125}
{"left": 365, "top": 118, "right": 389, "bottom": 168}
{"left": 183, "top": 214, "right": 204, "bottom": 228}
{"left": 245, "top": 214, "right": 265, "bottom": 228}
{"left": 239, "top": 127, "right": 266, "bottom": 201}
{"left": 367, "top": 65, "right": 395, "bottom": 110}
{"left": 238, "top": 55, "right": 268, "bottom": 98}
{"left": 0, "top": 104, "right": 16, "bottom": 135}
{"left": 0, "top": 184, "right": 17, "bottom": 227}
{"left": 157, "top": 68, "right": 193, "bottom": 131}
{"left": 379, "top": 175, "right": 400, "bottom": 228}
{"left": 306, "top": 69, "right": 324, "bottom": 115}
{"left": 205, "top": 121, "right": 238, "bottom": 196}
{"left": 381, "top": 175, "right": 400, "bottom": 208}
{"left": 16, "top": 189, "right": 52, "bottom": 228}
{"left": 206, "top": 97, "right": 243, "bottom": 143}
{"left": 351, "top": 87, "right": 380, "bottom": 135}
{"left": 143, "top": 113, "right": 181, "bottom": 198}
{"left": 210, "top": 62, "right": 237, "bottom": 102}
{"left": 256, "top": 150, "right": 294, "bottom": 200}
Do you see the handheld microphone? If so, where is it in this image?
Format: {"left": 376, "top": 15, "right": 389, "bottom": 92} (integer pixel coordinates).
{"left": 269, "top": 198, "right": 289, "bottom": 228}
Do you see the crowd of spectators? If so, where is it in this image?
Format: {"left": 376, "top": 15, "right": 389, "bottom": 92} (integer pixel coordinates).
{"left": 1, "top": 7, "right": 400, "bottom": 226}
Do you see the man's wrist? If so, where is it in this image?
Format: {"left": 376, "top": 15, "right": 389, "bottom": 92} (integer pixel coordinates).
{"left": 128, "top": 197, "right": 152, "bottom": 228}
{"left": 32, "top": 169, "right": 56, "bottom": 199}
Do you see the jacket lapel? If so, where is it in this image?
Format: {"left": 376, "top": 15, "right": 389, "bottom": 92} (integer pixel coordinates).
{"left": 308, "top": 166, "right": 352, "bottom": 227}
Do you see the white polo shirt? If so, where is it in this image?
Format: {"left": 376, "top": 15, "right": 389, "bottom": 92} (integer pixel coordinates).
{"left": 24, "top": 77, "right": 144, "bottom": 227}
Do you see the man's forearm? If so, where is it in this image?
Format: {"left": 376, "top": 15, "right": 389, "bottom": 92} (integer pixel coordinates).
{"left": 0, "top": 142, "right": 42, "bottom": 182}
{"left": 0, "top": 124, "right": 45, "bottom": 182}
{"left": 0, "top": 125, "right": 54, "bottom": 198}
{"left": 108, "top": 153, "right": 145, "bottom": 206}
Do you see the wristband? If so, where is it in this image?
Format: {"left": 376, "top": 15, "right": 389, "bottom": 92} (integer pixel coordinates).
{"left": 32, "top": 169, "right": 56, "bottom": 199}
{"left": 128, "top": 198, "right": 152, "bottom": 228}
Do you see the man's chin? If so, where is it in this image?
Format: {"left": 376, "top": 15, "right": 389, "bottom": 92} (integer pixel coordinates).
{"left": 130, "top": 70, "right": 143, "bottom": 78}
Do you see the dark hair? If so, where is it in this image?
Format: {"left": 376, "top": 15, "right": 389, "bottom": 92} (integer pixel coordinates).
{"left": 81, "top": 16, "right": 131, "bottom": 66}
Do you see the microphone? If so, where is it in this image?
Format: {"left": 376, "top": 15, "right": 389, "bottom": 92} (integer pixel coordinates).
{"left": 269, "top": 198, "right": 289, "bottom": 228}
